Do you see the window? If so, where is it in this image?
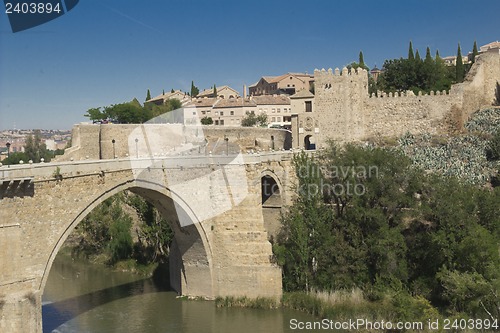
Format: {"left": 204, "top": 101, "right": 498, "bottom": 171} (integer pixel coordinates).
{"left": 215, "top": 111, "right": 219, "bottom": 116}
{"left": 277, "top": 108, "right": 280, "bottom": 113}
{"left": 220, "top": 120, "right": 224, "bottom": 125}
{"left": 272, "top": 108, "right": 276, "bottom": 113}
{"left": 271, "top": 117, "right": 276, "bottom": 122}
{"left": 201, "top": 111, "right": 206, "bottom": 115}
{"left": 215, "top": 120, "right": 219, "bottom": 125}
{"left": 220, "top": 111, "right": 224, "bottom": 116}
{"left": 230, "top": 111, "right": 234, "bottom": 115}
{"left": 192, "top": 111, "right": 196, "bottom": 115}
{"left": 277, "top": 116, "right": 281, "bottom": 122}
{"left": 305, "top": 101, "right": 312, "bottom": 112}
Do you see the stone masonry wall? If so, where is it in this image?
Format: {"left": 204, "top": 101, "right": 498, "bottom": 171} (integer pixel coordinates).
{"left": 312, "top": 52, "right": 500, "bottom": 145}
{"left": 58, "top": 125, "right": 292, "bottom": 161}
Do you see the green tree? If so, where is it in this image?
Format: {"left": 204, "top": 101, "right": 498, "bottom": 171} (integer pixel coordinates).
{"left": 408, "top": 41, "right": 415, "bottom": 61}
{"left": 84, "top": 107, "right": 107, "bottom": 122}
{"left": 2, "top": 151, "right": 28, "bottom": 165}
{"left": 24, "top": 130, "right": 49, "bottom": 163}
{"left": 415, "top": 49, "right": 421, "bottom": 62}
{"left": 171, "top": 88, "right": 175, "bottom": 93}
{"left": 471, "top": 40, "right": 479, "bottom": 64}
{"left": 191, "top": 81, "right": 199, "bottom": 97}
{"left": 241, "top": 112, "right": 257, "bottom": 127}
{"left": 201, "top": 116, "right": 213, "bottom": 125}
{"left": 146, "top": 89, "right": 151, "bottom": 101}
{"left": 359, "top": 51, "right": 365, "bottom": 68}
{"left": 213, "top": 84, "right": 217, "bottom": 97}
{"left": 456, "top": 43, "right": 465, "bottom": 82}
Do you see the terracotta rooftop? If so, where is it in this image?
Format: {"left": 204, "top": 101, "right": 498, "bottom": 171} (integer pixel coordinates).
{"left": 290, "top": 89, "right": 314, "bottom": 99}
{"left": 250, "top": 95, "right": 290, "bottom": 105}
{"left": 213, "top": 98, "right": 256, "bottom": 109}
{"left": 186, "top": 98, "right": 218, "bottom": 107}
{"left": 197, "top": 85, "right": 239, "bottom": 97}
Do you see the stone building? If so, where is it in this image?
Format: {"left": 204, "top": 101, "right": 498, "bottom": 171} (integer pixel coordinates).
{"left": 146, "top": 90, "right": 190, "bottom": 106}
{"left": 197, "top": 85, "right": 240, "bottom": 99}
{"left": 249, "top": 73, "right": 314, "bottom": 96}
{"left": 290, "top": 89, "right": 316, "bottom": 149}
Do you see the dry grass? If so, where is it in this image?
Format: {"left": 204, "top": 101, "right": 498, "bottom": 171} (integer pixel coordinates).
{"left": 308, "top": 288, "right": 365, "bottom": 307}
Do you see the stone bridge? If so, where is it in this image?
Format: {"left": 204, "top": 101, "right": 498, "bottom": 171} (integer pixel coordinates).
{"left": 0, "top": 125, "right": 297, "bottom": 332}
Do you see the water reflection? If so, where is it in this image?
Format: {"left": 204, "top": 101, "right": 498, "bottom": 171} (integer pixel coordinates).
{"left": 43, "top": 278, "right": 155, "bottom": 332}
{"left": 42, "top": 254, "right": 322, "bottom": 333}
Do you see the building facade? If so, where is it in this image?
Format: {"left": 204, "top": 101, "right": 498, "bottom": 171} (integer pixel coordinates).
{"left": 249, "top": 73, "right": 314, "bottom": 96}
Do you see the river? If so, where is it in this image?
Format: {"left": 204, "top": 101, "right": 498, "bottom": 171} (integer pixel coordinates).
{"left": 42, "top": 254, "right": 320, "bottom": 333}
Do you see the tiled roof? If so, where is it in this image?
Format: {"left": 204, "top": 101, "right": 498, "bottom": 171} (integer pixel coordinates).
{"left": 250, "top": 95, "right": 290, "bottom": 105}
{"left": 186, "top": 98, "right": 218, "bottom": 107}
{"left": 147, "top": 90, "right": 186, "bottom": 103}
{"left": 197, "top": 85, "right": 239, "bottom": 97}
{"left": 290, "top": 89, "right": 314, "bottom": 99}
{"left": 213, "top": 98, "right": 256, "bottom": 109}
{"left": 480, "top": 41, "right": 500, "bottom": 51}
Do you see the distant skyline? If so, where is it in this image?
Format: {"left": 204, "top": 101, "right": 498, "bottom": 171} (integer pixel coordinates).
{"left": 1, "top": 0, "right": 499, "bottom": 130}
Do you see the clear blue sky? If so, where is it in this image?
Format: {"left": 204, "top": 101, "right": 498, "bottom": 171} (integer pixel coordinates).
{"left": 1, "top": 0, "right": 499, "bottom": 130}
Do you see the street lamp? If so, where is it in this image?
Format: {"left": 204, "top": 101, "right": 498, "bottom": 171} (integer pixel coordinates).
{"left": 135, "top": 138, "right": 139, "bottom": 159}
{"left": 112, "top": 139, "right": 116, "bottom": 159}
{"left": 6, "top": 142, "right": 11, "bottom": 160}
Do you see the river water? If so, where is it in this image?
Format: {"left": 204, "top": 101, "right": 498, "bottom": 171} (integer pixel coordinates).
{"left": 42, "top": 254, "right": 320, "bottom": 333}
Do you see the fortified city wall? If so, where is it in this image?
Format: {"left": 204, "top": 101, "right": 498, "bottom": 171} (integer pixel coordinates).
{"left": 313, "top": 52, "right": 500, "bottom": 144}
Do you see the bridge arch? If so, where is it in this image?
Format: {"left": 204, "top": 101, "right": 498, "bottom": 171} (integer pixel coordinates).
{"left": 40, "top": 178, "right": 215, "bottom": 299}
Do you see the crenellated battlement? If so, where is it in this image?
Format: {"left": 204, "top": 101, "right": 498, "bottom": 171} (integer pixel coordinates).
{"left": 369, "top": 89, "right": 452, "bottom": 98}
{"left": 293, "top": 52, "right": 500, "bottom": 147}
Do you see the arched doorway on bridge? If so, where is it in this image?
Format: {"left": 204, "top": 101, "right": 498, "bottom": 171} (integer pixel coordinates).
{"left": 261, "top": 173, "right": 283, "bottom": 242}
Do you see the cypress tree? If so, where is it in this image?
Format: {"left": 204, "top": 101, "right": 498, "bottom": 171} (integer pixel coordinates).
{"left": 425, "top": 47, "right": 433, "bottom": 63}
{"left": 408, "top": 41, "right": 415, "bottom": 61}
{"left": 190, "top": 81, "right": 199, "bottom": 97}
{"left": 146, "top": 89, "right": 151, "bottom": 101}
{"left": 456, "top": 43, "right": 465, "bottom": 82}
{"left": 359, "top": 51, "right": 365, "bottom": 68}
{"left": 213, "top": 84, "right": 217, "bottom": 97}
{"left": 472, "top": 40, "right": 479, "bottom": 63}
{"left": 162, "top": 89, "right": 165, "bottom": 95}
{"left": 435, "top": 49, "right": 441, "bottom": 60}
{"left": 415, "top": 49, "right": 421, "bottom": 62}
{"left": 171, "top": 88, "right": 175, "bottom": 93}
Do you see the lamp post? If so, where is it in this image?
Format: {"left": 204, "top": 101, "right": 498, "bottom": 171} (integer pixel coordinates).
{"left": 6, "top": 142, "right": 11, "bottom": 160}
{"left": 112, "top": 139, "right": 116, "bottom": 159}
{"left": 224, "top": 136, "right": 229, "bottom": 155}
{"left": 135, "top": 138, "right": 139, "bottom": 159}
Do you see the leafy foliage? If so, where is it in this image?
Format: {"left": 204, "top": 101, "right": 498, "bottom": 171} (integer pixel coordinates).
{"left": 241, "top": 112, "right": 267, "bottom": 127}
{"left": 74, "top": 192, "right": 173, "bottom": 266}
{"left": 274, "top": 142, "right": 500, "bottom": 319}
{"left": 85, "top": 97, "right": 183, "bottom": 124}
{"left": 200, "top": 116, "right": 213, "bottom": 125}
{"left": 377, "top": 42, "right": 460, "bottom": 94}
